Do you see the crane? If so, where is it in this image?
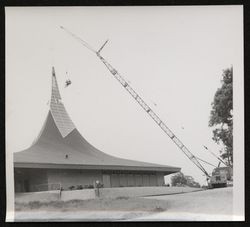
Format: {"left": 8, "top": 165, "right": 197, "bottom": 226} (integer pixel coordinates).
{"left": 60, "top": 26, "right": 211, "bottom": 180}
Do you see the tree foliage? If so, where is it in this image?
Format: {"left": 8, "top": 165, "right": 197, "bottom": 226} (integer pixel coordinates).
{"left": 185, "top": 177, "right": 201, "bottom": 188}
{"left": 171, "top": 172, "right": 200, "bottom": 188}
{"left": 209, "top": 67, "right": 233, "bottom": 166}
{"left": 187, "top": 181, "right": 200, "bottom": 188}
{"left": 171, "top": 172, "right": 187, "bottom": 186}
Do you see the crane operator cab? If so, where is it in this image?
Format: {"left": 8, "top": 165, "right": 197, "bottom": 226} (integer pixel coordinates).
{"left": 209, "top": 166, "right": 233, "bottom": 188}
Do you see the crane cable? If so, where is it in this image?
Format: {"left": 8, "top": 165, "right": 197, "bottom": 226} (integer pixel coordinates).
{"left": 203, "top": 145, "right": 229, "bottom": 167}
{"left": 60, "top": 26, "right": 96, "bottom": 53}
{"left": 195, "top": 156, "right": 217, "bottom": 168}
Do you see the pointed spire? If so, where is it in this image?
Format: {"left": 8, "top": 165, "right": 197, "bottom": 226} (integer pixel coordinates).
{"left": 50, "top": 67, "right": 75, "bottom": 137}
{"left": 51, "top": 66, "right": 62, "bottom": 101}
{"left": 52, "top": 66, "right": 55, "bottom": 76}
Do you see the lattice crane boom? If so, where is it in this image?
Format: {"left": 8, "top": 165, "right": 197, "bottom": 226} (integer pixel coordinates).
{"left": 60, "top": 26, "right": 211, "bottom": 178}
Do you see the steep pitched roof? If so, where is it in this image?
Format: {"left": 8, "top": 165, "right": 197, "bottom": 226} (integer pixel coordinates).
{"left": 14, "top": 67, "right": 180, "bottom": 174}
{"left": 50, "top": 67, "right": 75, "bottom": 138}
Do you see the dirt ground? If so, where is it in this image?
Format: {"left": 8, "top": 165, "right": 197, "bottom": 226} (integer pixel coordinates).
{"left": 134, "top": 187, "right": 233, "bottom": 221}
{"left": 14, "top": 187, "right": 233, "bottom": 221}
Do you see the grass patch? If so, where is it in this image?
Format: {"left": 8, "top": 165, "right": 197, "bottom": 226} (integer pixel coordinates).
{"left": 15, "top": 197, "right": 169, "bottom": 213}
{"left": 116, "top": 196, "right": 129, "bottom": 200}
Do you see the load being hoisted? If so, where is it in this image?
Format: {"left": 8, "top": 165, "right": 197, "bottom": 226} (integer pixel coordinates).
{"left": 60, "top": 26, "right": 232, "bottom": 187}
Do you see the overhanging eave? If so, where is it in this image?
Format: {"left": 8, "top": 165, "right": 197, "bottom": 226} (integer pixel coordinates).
{"left": 14, "top": 162, "right": 181, "bottom": 175}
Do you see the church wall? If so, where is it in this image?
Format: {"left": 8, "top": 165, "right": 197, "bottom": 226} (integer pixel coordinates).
{"left": 29, "top": 169, "right": 49, "bottom": 191}
{"left": 156, "top": 172, "right": 165, "bottom": 186}
{"left": 149, "top": 174, "right": 157, "bottom": 186}
{"left": 14, "top": 168, "right": 48, "bottom": 192}
{"left": 142, "top": 174, "right": 150, "bottom": 186}
{"left": 14, "top": 168, "right": 167, "bottom": 192}
{"left": 106, "top": 171, "right": 163, "bottom": 188}
{"left": 102, "top": 174, "right": 111, "bottom": 188}
{"left": 47, "top": 169, "right": 103, "bottom": 190}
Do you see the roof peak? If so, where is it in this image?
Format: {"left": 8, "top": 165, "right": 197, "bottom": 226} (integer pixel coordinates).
{"left": 49, "top": 67, "right": 75, "bottom": 137}
{"left": 52, "top": 66, "right": 55, "bottom": 76}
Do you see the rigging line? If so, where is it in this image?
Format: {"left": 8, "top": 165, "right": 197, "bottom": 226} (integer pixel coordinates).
{"left": 60, "top": 26, "right": 96, "bottom": 53}
{"left": 195, "top": 157, "right": 217, "bottom": 168}
{"left": 203, "top": 145, "right": 228, "bottom": 167}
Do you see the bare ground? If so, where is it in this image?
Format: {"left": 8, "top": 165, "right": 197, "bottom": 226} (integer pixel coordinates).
{"left": 14, "top": 187, "right": 233, "bottom": 221}
{"left": 134, "top": 187, "right": 233, "bottom": 221}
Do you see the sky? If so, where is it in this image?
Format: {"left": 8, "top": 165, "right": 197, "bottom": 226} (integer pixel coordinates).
{"left": 6, "top": 6, "right": 243, "bottom": 186}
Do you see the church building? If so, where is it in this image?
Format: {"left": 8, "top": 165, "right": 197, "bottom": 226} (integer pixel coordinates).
{"left": 14, "top": 67, "right": 180, "bottom": 192}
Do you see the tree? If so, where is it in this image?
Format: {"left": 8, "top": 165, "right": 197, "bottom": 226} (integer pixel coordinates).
{"left": 171, "top": 172, "right": 187, "bottom": 186}
{"left": 186, "top": 180, "right": 201, "bottom": 188}
{"left": 184, "top": 176, "right": 201, "bottom": 188}
{"left": 171, "top": 172, "right": 201, "bottom": 187}
{"left": 209, "top": 67, "right": 233, "bottom": 167}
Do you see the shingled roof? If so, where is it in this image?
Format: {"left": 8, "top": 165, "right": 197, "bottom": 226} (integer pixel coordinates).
{"left": 14, "top": 67, "right": 180, "bottom": 174}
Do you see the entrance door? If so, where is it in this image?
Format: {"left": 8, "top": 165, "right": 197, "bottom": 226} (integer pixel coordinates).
{"left": 142, "top": 175, "right": 150, "bottom": 186}
{"left": 24, "top": 179, "right": 30, "bottom": 192}
{"left": 111, "top": 174, "right": 120, "bottom": 187}
{"left": 103, "top": 174, "right": 111, "bottom": 188}
{"left": 135, "top": 174, "right": 143, "bottom": 187}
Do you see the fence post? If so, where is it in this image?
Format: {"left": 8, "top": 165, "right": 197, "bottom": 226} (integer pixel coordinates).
{"left": 95, "top": 180, "right": 101, "bottom": 198}
{"left": 59, "top": 183, "right": 62, "bottom": 200}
